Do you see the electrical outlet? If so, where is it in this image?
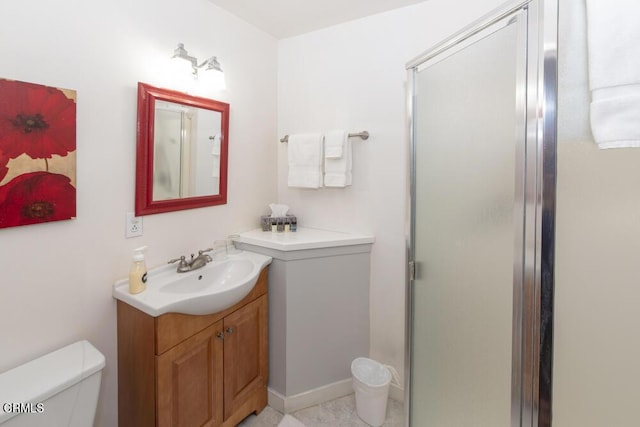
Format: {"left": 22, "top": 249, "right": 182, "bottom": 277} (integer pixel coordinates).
{"left": 125, "top": 212, "right": 143, "bottom": 238}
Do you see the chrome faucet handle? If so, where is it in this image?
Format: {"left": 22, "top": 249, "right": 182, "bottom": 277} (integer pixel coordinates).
{"left": 168, "top": 255, "right": 191, "bottom": 272}
{"left": 168, "top": 255, "right": 187, "bottom": 265}
{"left": 198, "top": 248, "right": 213, "bottom": 262}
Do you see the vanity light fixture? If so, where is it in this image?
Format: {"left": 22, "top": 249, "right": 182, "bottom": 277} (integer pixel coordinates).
{"left": 172, "top": 43, "right": 224, "bottom": 79}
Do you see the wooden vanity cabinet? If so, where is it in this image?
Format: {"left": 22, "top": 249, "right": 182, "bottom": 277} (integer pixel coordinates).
{"left": 156, "top": 322, "right": 224, "bottom": 427}
{"left": 117, "top": 267, "right": 269, "bottom": 427}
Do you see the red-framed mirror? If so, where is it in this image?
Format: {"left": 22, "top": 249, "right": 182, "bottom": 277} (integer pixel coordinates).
{"left": 135, "top": 82, "right": 229, "bottom": 216}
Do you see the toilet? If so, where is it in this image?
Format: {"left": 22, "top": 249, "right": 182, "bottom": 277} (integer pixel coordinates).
{"left": 0, "top": 340, "right": 105, "bottom": 427}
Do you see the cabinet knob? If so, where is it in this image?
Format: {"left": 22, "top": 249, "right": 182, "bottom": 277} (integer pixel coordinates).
{"left": 216, "top": 331, "right": 224, "bottom": 340}
{"left": 225, "top": 327, "right": 234, "bottom": 335}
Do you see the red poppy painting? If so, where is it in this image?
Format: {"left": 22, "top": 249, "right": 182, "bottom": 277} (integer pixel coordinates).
{"left": 0, "top": 78, "right": 76, "bottom": 229}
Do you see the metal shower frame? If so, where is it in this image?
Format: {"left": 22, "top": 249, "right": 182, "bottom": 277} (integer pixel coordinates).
{"left": 405, "top": 0, "right": 558, "bottom": 425}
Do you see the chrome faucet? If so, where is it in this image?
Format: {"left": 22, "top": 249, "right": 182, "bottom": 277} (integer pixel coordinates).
{"left": 169, "top": 248, "right": 213, "bottom": 273}
{"left": 189, "top": 248, "right": 213, "bottom": 270}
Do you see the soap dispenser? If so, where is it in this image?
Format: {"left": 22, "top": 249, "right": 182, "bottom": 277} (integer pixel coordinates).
{"left": 129, "top": 246, "right": 148, "bottom": 294}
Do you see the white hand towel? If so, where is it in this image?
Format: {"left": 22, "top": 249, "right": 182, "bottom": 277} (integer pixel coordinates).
{"left": 325, "top": 129, "right": 346, "bottom": 158}
{"left": 211, "top": 134, "right": 221, "bottom": 178}
{"left": 211, "top": 134, "right": 221, "bottom": 155}
{"left": 586, "top": 0, "right": 640, "bottom": 148}
{"left": 287, "top": 133, "right": 323, "bottom": 188}
{"left": 324, "top": 131, "right": 352, "bottom": 187}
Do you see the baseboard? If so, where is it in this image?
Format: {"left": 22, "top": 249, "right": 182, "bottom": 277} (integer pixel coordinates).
{"left": 268, "top": 379, "right": 353, "bottom": 413}
{"left": 268, "top": 380, "right": 404, "bottom": 414}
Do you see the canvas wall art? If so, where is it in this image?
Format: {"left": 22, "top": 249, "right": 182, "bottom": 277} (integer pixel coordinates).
{"left": 0, "top": 78, "right": 76, "bottom": 229}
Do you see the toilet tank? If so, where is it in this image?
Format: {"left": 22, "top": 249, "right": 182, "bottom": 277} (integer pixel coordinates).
{"left": 0, "top": 340, "right": 105, "bottom": 427}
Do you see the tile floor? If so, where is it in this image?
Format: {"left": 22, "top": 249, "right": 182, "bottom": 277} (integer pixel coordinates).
{"left": 238, "top": 394, "right": 404, "bottom": 427}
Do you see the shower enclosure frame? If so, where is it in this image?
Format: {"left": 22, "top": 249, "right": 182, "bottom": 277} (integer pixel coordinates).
{"left": 405, "top": 0, "right": 558, "bottom": 426}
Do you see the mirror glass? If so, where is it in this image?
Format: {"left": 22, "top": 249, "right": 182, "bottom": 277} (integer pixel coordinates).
{"left": 153, "top": 101, "right": 222, "bottom": 200}
{"left": 136, "top": 82, "right": 229, "bottom": 215}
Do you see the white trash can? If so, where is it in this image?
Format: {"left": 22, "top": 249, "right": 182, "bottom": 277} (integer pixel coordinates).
{"left": 351, "top": 357, "right": 392, "bottom": 426}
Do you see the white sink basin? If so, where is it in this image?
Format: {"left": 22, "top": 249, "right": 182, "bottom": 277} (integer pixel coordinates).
{"left": 113, "top": 250, "right": 272, "bottom": 317}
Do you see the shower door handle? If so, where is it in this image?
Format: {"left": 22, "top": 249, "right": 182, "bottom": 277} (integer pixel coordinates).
{"left": 409, "top": 261, "right": 419, "bottom": 281}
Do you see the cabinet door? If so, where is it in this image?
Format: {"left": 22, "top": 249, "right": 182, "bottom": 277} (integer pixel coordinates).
{"left": 223, "top": 295, "right": 268, "bottom": 418}
{"left": 157, "top": 322, "right": 224, "bottom": 427}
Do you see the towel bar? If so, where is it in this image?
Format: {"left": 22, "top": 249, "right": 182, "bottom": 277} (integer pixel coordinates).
{"left": 280, "top": 131, "right": 369, "bottom": 143}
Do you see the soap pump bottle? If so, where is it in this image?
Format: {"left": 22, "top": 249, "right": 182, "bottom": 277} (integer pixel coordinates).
{"left": 129, "top": 246, "right": 148, "bottom": 294}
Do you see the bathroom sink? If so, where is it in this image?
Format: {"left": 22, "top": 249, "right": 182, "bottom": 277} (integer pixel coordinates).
{"left": 113, "top": 250, "right": 272, "bottom": 317}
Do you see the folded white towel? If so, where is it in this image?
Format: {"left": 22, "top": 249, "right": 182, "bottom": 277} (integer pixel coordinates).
{"left": 287, "top": 133, "right": 324, "bottom": 188}
{"left": 324, "top": 131, "right": 352, "bottom": 188}
{"left": 586, "top": 0, "right": 640, "bottom": 148}
{"left": 325, "top": 130, "right": 347, "bottom": 158}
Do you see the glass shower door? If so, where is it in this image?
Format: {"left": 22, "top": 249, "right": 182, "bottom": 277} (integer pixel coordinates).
{"left": 409, "top": 12, "right": 526, "bottom": 426}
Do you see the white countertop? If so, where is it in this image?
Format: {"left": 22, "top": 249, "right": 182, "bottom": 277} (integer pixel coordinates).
{"left": 236, "top": 227, "right": 375, "bottom": 251}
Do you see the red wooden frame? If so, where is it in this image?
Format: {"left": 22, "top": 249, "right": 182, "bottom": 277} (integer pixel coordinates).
{"left": 135, "top": 82, "right": 229, "bottom": 216}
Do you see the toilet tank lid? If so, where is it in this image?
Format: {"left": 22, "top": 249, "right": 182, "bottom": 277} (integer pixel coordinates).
{"left": 0, "top": 340, "right": 105, "bottom": 420}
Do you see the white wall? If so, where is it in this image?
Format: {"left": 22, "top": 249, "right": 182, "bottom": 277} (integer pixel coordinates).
{"left": 553, "top": 0, "right": 640, "bottom": 424}
{"left": 277, "top": 0, "right": 505, "bottom": 387}
{"left": 554, "top": 145, "right": 640, "bottom": 427}
{"left": 0, "top": 1, "right": 277, "bottom": 426}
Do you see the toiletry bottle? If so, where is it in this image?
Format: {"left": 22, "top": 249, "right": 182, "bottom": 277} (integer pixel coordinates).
{"left": 129, "top": 246, "right": 148, "bottom": 294}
